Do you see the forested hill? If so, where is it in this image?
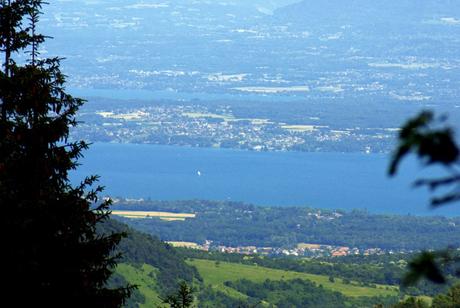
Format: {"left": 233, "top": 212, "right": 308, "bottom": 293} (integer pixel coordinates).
{"left": 98, "top": 219, "right": 200, "bottom": 295}
{"left": 111, "top": 200, "right": 460, "bottom": 251}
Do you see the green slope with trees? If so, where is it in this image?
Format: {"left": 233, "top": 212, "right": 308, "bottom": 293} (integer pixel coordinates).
{"left": 188, "top": 259, "right": 401, "bottom": 307}
{"left": 99, "top": 219, "right": 201, "bottom": 303}
{"left": 189, "top": 259, "right": 398, "bottom": 298}
{"left": 115, "top": 263, "right": 162, "bottom": 308}
{"left": 100, "top": 219, "right": 458, "bottom": 307}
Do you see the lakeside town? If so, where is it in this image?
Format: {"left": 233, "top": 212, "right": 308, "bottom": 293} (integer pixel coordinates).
{"left": 74, "top": 101, "right": 396, "bottom": 153}
{"left": 112, "top": 199, "right": 440, "bottom": 258}
{"left": 168, "top": 240, "right": 403, "bottom": 258}
{"left": 111, "top": 198, "right": 460, "bottom": 256}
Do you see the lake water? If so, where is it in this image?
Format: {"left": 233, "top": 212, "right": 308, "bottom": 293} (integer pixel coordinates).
{"left": 71, "top": 143, "right": 458, "bottom": 217}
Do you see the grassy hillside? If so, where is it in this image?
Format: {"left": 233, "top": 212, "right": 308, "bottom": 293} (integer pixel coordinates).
{"left": 100, "top": 219, "right": 441, "bottom": 307}
{"left": 99, "top": 219, "right": 202, "bottom": 307}
{"left": 116, "top": 263, "right": 163, "bottom": 308}
{"left": 188, "top": 259, "right": 398, "bottom": 298}
{"left": 113, "top": 256, "right": 400, "bottom": 307}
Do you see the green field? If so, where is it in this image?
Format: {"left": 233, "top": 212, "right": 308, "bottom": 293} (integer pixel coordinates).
{"left": 116, "top": 263, "right": 165, "bottom": 308}
{"left": 183, "top": 112, "right": 234, "bottom": 121}
{"left": 188, "top": 259, "right": 398, "bottom": 299}
{"left": 182, "top": 112, "right": 271, "bottom": 126}
{"left": 117, "top": 259, "right": 400, "bottom": 306}
{"left": 281, "top": 124, "right": 317, "bottom": 132}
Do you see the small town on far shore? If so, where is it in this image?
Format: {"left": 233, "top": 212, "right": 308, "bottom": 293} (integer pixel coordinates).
{"left": 167, "top": 240, "right": 406, "bottom": 258}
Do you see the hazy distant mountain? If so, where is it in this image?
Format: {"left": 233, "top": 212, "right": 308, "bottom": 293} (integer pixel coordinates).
{"left": 229, "top": 0, "right": 302, "bottom": 15}
{"left": 37, "top": 0, "right": 460, "bottom": 107}
{"left": 275, "top": 0, "right": 460, "bottom": 23}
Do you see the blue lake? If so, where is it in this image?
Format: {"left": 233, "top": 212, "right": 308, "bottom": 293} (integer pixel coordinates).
{"left": 71, "top": 143, "right": 459, "bottom": 217}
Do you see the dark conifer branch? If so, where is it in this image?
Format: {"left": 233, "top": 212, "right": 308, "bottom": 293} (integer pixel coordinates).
{"left": 0, "top": 1, "right": 132, "bottom": 305}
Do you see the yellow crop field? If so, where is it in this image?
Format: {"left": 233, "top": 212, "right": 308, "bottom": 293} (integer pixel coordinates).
{"left": 111, "top": 210, "right": 196, "bottom": 220}
{"left": 160, "top": 217, "right": 186, "bottom": 221}
{"left": 167, "top": 241, "right": 200, "bottom": 248}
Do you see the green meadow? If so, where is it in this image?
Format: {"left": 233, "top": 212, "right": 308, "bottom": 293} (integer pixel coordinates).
{"left": 188, "top": 259, "right": 398, "bottom": 299}
{"left": 116, "top": 263, "right": 164, "bottom": 308}
{"left": 116, "top": 259, "right": 400, "bottom": 306}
